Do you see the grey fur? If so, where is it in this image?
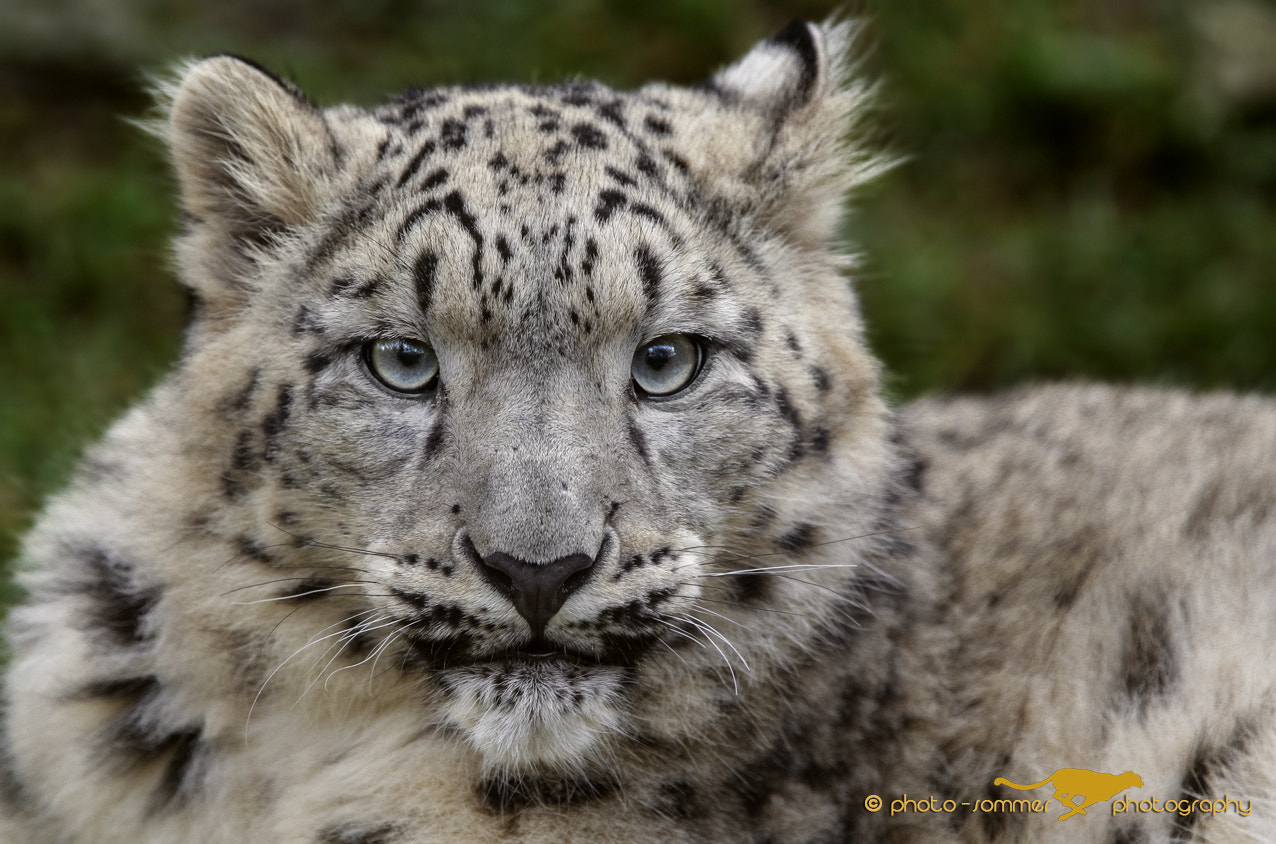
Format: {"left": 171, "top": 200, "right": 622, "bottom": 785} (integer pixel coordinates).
{"left": 3, "top": 20, "right": 1275, "bottom": 844}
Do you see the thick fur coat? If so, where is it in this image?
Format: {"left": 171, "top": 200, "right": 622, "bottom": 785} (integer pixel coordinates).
{"left": 3, "top": 20, "right": 1275, "bottom": 844}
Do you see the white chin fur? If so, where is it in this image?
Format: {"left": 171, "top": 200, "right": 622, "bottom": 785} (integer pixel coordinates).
{"left": 438, "top": 662, "right": 626, "bottom": 771}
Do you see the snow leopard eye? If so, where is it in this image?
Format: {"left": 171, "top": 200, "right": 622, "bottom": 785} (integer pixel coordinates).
{"left": 365, "top": 338, "right": 439, "bottom": 393}
{"left": 631, "top": 334, "right": 703, "bottom": 398}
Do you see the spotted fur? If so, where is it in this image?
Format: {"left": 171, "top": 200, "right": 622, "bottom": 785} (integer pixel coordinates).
{"left": 4, "top": 19, "right": 1276, "bottom": 844}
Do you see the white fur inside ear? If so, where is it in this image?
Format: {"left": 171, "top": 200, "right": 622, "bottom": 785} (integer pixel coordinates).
{"left": 714, "top": 42, "right": 806, "bottom": 106}
{"left": 687, "top": 20, "right": 886, "bottom": 247}
{"left": 164, "top": 56, "right": 336, "bottom": 228}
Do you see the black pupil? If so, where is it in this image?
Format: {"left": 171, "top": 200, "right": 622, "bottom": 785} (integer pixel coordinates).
{"left": 396, "top": 344, "right": 425, "bottom": 367}
{"left": 645, "top": 343, "right": 677, "bottom": 372}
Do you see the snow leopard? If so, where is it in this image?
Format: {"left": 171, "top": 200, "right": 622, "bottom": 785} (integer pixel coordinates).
{"left": 4, "top": 18, "right": 1276, "bottom": 844}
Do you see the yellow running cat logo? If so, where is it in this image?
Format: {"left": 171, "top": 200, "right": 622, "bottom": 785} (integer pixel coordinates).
{"left": 994, "top": 769, "right": 1143, "bottom": 821}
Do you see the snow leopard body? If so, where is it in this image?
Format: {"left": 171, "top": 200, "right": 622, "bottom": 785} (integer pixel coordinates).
{"left": 4, "top": 20, "right": 1276, "bottom": 844}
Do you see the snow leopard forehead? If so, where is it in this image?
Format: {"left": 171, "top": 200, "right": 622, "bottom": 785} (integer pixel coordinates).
{"left": 162, "top": 20, "right": 882, "bottom": 338}
{"left": 308, "top": 80, "right": 766, "bottom": 365}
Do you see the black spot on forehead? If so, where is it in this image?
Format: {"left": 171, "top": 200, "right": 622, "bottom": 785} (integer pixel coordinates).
{"left": 396, "top": 140, "right": 436, "bottom": 188}
{"left": 494, "top": 235, "right": 513, "bottom": 263}
{"left": 644, "top": 115, "right": 672, "bottom": 135}
{"left": 571, "top": 122, "right": 607, "bottom": 149}
{"left": 661, "top": 150, "right": 690, "bottom": 174}
{"left": 594, "top": 189, "right": 626, "bottom": 222}
{"left": 635, "top": 245, "right": 663, "bottom": 304}
{"left": 543, "top": 139, "right": 570, "bottom": 164}
{"left": 440, "top": 119, "right": 467, "bottom": 149}
{"left": 629, "top": 202, "right": 667, "bottom": 228}
{"left": 596, "top": 99, "right": 625, "bottom": 127}
{"left": 413, "top": 251, "right": 438, "bottom": 314}
{"left": 419, "top": 168, "right": 449, "bottom": 192}
{"left": 605, "top": 165, "right": 637, "bottom": 187}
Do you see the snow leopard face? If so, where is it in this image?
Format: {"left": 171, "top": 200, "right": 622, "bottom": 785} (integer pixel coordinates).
{"left": 163, "top": 22, "right": 890, "bottom": 775}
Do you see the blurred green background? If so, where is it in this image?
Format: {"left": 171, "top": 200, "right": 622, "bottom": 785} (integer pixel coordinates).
{"left": 2, "top": 0, "right": 1275, "bottom": 602}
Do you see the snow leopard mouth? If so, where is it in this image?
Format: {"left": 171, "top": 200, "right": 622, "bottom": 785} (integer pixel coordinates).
{"left": 402, "top": 634, "right": 655, "bottom": 675}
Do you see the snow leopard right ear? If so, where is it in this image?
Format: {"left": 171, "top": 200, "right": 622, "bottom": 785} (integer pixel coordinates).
{"left": 689, "top": 20, "right": 884, "bottom": 248}
{"left": 158, "top": 56, "right": 340, "bottom": 310}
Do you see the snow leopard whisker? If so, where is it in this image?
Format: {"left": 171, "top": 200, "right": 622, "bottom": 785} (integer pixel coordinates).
{"left": 317, "top": 615, "right": 407, "bottom": 692}
{"left": 651, "top": 634, "right": 695, "bottom": 671}
{"left": 675, "top": 602, "right": 764, "bottom": 635}
{"left": 678, "top": 568, "right": 852, "bottom": 599}
{"left": 298, "top": 612, "right": 387, "bottom": 682}
{"left": 697, "top": 563, "right": 860, "bottom": 577}
{"left": 299, "top": 611, "right": 409, "bottom": 699}
{"left": 251, "top": 561, "right": 375, "bottom": 575}
{"left": 672, "top": 613, "right": 748, "bottom": 693}
{"left": 680, "top": 614, "right": 749, "bottom": 671}
{"left": 671, "top": 616, "right": 741, "bottom": 695}
{"left": 668, "top": 527, "right": 919, "bottom": 569}
{"left": 246, "top": 607, "right": 384, "bottom": 739}
{"left": 265, "top": 522, "right": 404, "bottom": 561}
{"left": 668, "top": 593, "right": 808, "bottom": 617}
{"left": 221, "top": 576, "right": 380, "bottom": 600}
{"left": 651, "top": 617, "right": 723, "bottom": 669}
{"left": 212, "top": 539, "right": 376, "bottom": 575}
{"left": 364, "top": 623, "right": 421, "bottom": 684}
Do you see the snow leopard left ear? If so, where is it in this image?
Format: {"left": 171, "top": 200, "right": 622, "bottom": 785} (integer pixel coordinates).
{"left": 696, "top": 20, "right": 883, "bottom": 247}
{"left": 153, "top": 56, "right": 346, "bottom": 322}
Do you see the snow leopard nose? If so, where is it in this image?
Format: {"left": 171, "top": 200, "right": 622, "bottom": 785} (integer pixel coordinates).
{"left": 474, "top": 548, "right": 595, "bottom": 637}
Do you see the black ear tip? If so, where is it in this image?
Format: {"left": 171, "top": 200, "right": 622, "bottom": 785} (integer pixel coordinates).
{"left": 769, "top": 19, "right": 820, "bottom": 104}
{"left": 772, "top": 18, "right": 814, "bottom": 46}
{"left": 189, "top": 54, "right": 314, "bottom": 108}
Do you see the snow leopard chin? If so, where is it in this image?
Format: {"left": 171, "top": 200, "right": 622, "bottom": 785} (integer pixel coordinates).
{"left": 436, "top": 660, "right": 628, "bottom": 772}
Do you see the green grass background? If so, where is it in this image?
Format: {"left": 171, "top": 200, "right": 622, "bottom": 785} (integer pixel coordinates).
{"left": 2, "top": 0, "right": 1275, "bottom": 608}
